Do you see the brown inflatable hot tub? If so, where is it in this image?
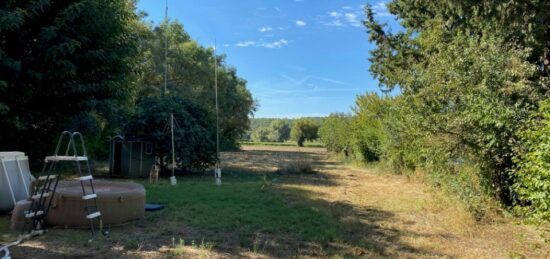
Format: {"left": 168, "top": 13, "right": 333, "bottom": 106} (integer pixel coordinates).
{"left": 46, "top": 180, "right": 145, "bottom": 228}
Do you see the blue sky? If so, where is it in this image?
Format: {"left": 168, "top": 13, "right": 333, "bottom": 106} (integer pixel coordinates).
{"left": 137, "top": 0, "right": 398, "bottom": 118}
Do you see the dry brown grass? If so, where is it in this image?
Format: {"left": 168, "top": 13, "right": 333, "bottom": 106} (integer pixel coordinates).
{"left": 227, "top": 145, "right": 550, "bottom": 258}
{"left": 1, "top": 145, "right": 549, "bottom": 258}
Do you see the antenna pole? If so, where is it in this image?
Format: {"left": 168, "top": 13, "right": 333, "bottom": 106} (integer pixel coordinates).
{"left": 163, "top": 0, "right": 168, "bottom": 96}
{"left": 214, "top": 42, "right": 219, "bottom": 163}
{"left": 170, "top": 113, "right": 177, "bottom": 185}
{"left": 214, "top": 41, "right": 222, "bottom": 186}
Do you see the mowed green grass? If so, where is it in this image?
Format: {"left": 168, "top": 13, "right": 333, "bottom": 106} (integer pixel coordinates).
{"left": 142, "top": 171, "right": 340, "bottom": 243}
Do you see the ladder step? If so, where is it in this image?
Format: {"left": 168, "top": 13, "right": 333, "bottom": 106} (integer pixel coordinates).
{"left": 82, "top": 194, "right": 97, "bottom": 200}
{"left": 38, "top": 175, "right": 57, "bottom": 181}
{"left": 45, "top": 156, "right": 88, "bottom": 162}
{"left": 86, "top": 211, "right": 101, "bottom": 219}
{"left": 78, "top": 175, "right": 93, "bottom": 181}
{"left": 25, "top": 211, "right": 44, "bottom": 218}
{"left": 31, "top": 192, "right": 50, "bottom": 200}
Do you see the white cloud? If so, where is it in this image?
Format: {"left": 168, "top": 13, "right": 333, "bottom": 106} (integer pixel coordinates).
{"left": 281, "top": 74, "right": 348, "bottom": 86}
{"left": 295, "top": 20, "right": 307, "bottom": 27}
{"left": 329, "top": 12, "right": 342, "bottom": 18}
{"left": 372, "top": 1, "right": 392, "bottom": 17}
{"left": 236, "top": 41, "right": 256, "bottom": 47}
{"left": 344, "top": 13, "right": 361, "bottom": 27}
{"left": 261, "top": 39, "right": 288, "bottom": 49}
{"left": 234, "top": 39, "right": 289, "bottom": 49}
{"left": 258, "top": 26, "right": 272, "bottom": 32}
{"left": 322, "top": 6, "right": 367, "bottom": 28}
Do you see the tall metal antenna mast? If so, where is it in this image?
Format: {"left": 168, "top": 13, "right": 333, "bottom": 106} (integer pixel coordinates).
{"left": 163, "top": 0, "right": 168, "bottom": 95}
{"left": 214, "top": 41, "right": 222, "bottom": 186}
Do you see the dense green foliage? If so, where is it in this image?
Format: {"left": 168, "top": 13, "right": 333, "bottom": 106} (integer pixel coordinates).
{"left": 244, "top": 117, "right": 325, "bottom": 142}
{"left": 0, "top": 1, "right": 255, "bottom": 169}
{"left": 320, "top": 0, "right": 549, "bottom": 219}
{"left": 250, "top": 119, "right": 291, "bottom": 142}
{"left": 291, "top": 119, "right": 319, "bottom": 147}
{"left": 0, "top": 0, "right": 141, "bottom": 161}
{"left": 512, "top": 100, "right": 550, "bottom": 220}
{"left": 137, "top": 21, "right": 255, "bottom": 150}
{"left": 124, "top": 96, "right": 216, "bottom": 171}
{"left": 318, "top": 113, "right": 352, "bottom": 154}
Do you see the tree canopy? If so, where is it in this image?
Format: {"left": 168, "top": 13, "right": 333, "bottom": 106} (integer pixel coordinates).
{"left": 0, "top": 0, "right": 141, "bottom": 161}
{"left": 0, "top": 0, "right": 256, "bottom": 170}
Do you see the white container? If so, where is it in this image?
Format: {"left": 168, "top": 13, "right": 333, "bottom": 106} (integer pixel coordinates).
{"left": 0, "top": 152, "right": 34, "bottom": 212}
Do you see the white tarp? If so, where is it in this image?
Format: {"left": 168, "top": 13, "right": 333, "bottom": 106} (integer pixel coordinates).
{"left": 0, "top": 152, "right": 33, "bottom": 212}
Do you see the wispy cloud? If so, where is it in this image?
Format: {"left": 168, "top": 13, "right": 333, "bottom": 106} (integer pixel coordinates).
{"left": 344, "top": 13, "right": 361, "bottom": 27}
{"left": 329, "top": 12, "right": 342, "bottom": 18}
{"left": 236, "top": 41, "right": 256, "bottom": 47}
{"left": 261, "top": 39, "right": 288, "bottom": 49}
{"left": 371, "top": 1, "right": 392, "bottom": 17}
{"left": 281, "top": 74, "right": 348, "bottom": 86}
{"left": 234, "top": 39, "right": 289, "bottom": 49}
{"left": 258, "top": 26, "right": 272, "bottom": 32}
{"left": 295, "top": 20, "right": 307, "bottom": 27}
{"left": 321, "top": 6, "right": 364, "bottom": 28}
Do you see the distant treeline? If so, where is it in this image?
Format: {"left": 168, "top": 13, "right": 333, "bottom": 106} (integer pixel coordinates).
{"left": 319, "top": 1, "right": 550, "bottom": 221}
{"left": 242, "top": 117, "right": 325, "bottom": 146}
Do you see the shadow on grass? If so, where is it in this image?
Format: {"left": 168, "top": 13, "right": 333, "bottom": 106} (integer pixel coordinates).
{"left": 137, "top": 172, "right": 449, "bottom": 258}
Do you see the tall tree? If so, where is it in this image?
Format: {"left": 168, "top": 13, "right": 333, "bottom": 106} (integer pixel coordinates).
{"left": 0, "top": 0, "right": 141, "bottom": 161}
{"left": 291, "top": 119, "right": 319, "bottom": 147}
{"left": 364, "top": 0, "right": 549, "bottom": 204}
{"left": 137, "top": 21, "right": 256, "bottom": 150}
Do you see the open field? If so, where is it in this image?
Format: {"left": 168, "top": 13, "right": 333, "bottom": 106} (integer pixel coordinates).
{"left": 1, "top": 145, "right": 549, "bottom": 258}
{"left": 238, "top": 141, "right": 325, "bottom": 148}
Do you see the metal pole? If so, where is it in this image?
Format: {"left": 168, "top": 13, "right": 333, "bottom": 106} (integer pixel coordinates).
{"left": 164, "top": 0, "right": 168, "bottom": 96}
{"left": 170, "top": 113, "right": 177, "bottom": 185}
{"left": 214, "top": 42, "right": 221, "bottom": 186}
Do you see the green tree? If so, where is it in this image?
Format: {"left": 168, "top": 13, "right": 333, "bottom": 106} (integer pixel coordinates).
{"left": 0, "top": 0, "right": 141, "bottom": 161}
{"left": 512, "top": 100, "right": 550, "bottom": 220}
{"left": 319, "top": 113, "right": 352, "bottom": 154}
{"left": 267, "top": 119, "right": 291, "bottom": 142}
{"left": 291, "top": 119, "right": 319, "bottom": 147}
{"left": 363, "top": 1, "right": 547, "bottom": 204}
{"left": 124, "top": 96, "right": 216, "bottom": 172}
{"left": 251, "top": 127, "right": 271, "bottom": 142}
{"left": 137, "top": 21, "right": 255, "bottom": 150}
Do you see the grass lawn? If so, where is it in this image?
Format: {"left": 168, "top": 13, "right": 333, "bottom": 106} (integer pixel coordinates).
{"left": 1, "top": 145, "right": 549, "bottom": 258}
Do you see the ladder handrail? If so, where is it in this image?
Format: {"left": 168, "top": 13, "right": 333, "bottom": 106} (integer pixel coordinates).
{"left": 72, "top": 132, "right": 88, "bottom": 158}
{"left": 53, "top": 131, "right": 73, "bottom": 157}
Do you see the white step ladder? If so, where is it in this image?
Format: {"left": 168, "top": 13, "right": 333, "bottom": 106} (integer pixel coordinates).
{"left": 22, "top": 131, "right": 107, "bottom": 241}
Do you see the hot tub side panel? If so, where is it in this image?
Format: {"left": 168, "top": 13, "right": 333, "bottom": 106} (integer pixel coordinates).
{"left": 46, "top": 181, "right": 146, "bottom": 227}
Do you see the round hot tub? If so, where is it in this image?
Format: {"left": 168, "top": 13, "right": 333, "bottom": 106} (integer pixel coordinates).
{"left": 46, "top": 180, "right": 145, "bottom": 228}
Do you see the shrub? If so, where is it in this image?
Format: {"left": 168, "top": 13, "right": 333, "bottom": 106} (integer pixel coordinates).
{"left": 277, "top": 160, "right": 316, "bottom": 175}
{"left": 512, "top": 100, "right": 550, "bottom": 220}
{"left": 291, "top": 119, "right": 319, "bottom": 146}
{"left": 319, "top": 113, "right": 352, "bottom": 154}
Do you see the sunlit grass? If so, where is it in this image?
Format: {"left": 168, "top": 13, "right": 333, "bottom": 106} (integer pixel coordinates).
{"left": 141, "top": 172, "right": 341, "bottom": 243}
